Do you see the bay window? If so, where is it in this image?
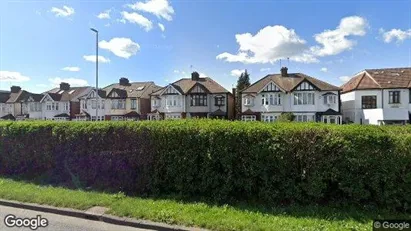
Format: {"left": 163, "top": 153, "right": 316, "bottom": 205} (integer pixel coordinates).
{"left": 294, "top": 92, "right": 315, "bottom": 105}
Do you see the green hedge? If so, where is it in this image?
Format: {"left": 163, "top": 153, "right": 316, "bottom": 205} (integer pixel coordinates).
{"left": 0, "top": 120, "right": 410, "bottom": 211}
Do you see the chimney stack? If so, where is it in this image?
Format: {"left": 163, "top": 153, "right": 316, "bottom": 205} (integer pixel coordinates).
{"left": 191, "top": 72, "right": 200, "bottom": 81}
{"left": 280, "top": 67, "right": 288, "bottom": 77}
{"left": 119, "top": 77, "right": 130, "bottom": 86}
{"left": 59, "top": 82, "right": 70, "bottom": 91}
{"left": 10, "top": 86, "right": 21, "bottom": 93}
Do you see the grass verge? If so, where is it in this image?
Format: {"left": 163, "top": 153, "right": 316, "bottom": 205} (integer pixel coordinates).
{"left": 0, "top": 178, "right": 408, "bottom": 231}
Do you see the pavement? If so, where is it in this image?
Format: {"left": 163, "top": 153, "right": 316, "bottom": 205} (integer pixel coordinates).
{"left": 0, "top": 205, "right": 154, "bottom": 231}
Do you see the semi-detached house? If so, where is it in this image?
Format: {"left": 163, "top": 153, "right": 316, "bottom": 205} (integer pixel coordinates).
{"left": 148, "top": 72, "right": 234, "bottom": 120}
{"left": 40, "top": 83, "right": 91, "bottom": 121}
{"left": 341, "top": 67, "right": 411, "bottom": 125}
{"left": 77, "top": 78, "right": 162, "bottom": 121}
{"left": 240, "top": 67, "right": 342, "bottom": 124}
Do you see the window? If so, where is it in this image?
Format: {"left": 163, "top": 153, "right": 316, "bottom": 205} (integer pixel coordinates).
{"left": 101, "top": 100, "right": 105, "bottom": 109}
{"left": 111, "top": 99, "right": 126, "bottom": 109}
{"left": 91, "top": 100, "right": 97, "bottom": 109}
{"left": 389, "top": 91, "right": 400, "bottom": 104}
{"left": 166, "top": 114, "right": 181, "bottom": 120}
{"left": 152, "top": 99, "right": 160, "bottom": 107}
{"left": 63, "top": 102, "right": 69, "bottom": 111}
{"left": 361, "top": 96, "right": 377, "bottom": 109}
{"left": 262, "top": 114, "right": 278, "bottom": 122}
{"left": 295, "top": 115, "right": 315, "bottom": 122}
{"left": 244, "top": 97, "right": 253, "bottom": 106}
{"left": 111, "top": 116, "right": 124, "bottom": 121}
{"left": 191, "top": 94, "right": 207, "bottom": 106}
{"left": 29, "top": 102, "right": 41, "bottom": 112}
{"left": 131, "top": 99, "right": 137, "bottom": 109}
{"left": 323, "top": 95, "right": 337, "bottom": 104}
{"left": 242, "top": 115, "right": 256, "bottom": 121}
{"left": 214, "top": 96, "right": 225, "bottom": 106}
{"left": 46, "top": 102, "right": 58, "bottom": 111}
{"left": 267, "top": 93, "right": 281, "bottom": 105}
{"left": 294, "top": 93, "right": 315, "bottom": 105}
{"left": 261, "top": 94, "right": 268, "bottom": 105}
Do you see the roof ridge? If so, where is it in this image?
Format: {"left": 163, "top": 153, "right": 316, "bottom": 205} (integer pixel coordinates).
{"left": 363, "top": 71, "right": 382, "bottom": 88}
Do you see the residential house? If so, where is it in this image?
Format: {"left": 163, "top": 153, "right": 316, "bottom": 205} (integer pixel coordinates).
{"left": 21, "top": 93, "right": 44, "bottom": 120}
{"left": 341, "top": 67, "right": 411, "bottom": 125}
{"left": 0, "top": 86, "right": 34, "bottom": 120}
{"left": 148, "top": 72, "right": 234, "bottom": 120}
{"left": 100, "top": 78, "right": 162, "bottom": 121}
{"left": 240, "top": 67, "right": 342, "bottom": 124}
{"left": 0, "top": 90, "right": 12, "bottom": 120}
{"left": 76, "top": 89, "right": 107, "bottom": 121}
{"left": 41, "top": 83, "right": 91, "bottom": 121}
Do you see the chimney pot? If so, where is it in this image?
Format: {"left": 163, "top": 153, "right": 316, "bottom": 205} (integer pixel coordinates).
{"left": 281, "top": 67, "right": 288, "bottom": 77}
{"left": 119, "top": 77, "right": 130, "bottom": 86}
{"left": 59, "top": 82, "right": 70, "bottom": 91}
{"left": 191, "top": 72, "right": 200, "bottom": 81}
{"left": 10, "top": 86, "right": 21, "bottom": 93}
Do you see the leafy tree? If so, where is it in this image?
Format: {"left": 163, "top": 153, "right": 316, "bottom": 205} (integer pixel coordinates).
{"left": 235, "top": 70, "right": 251, "bottom": 119}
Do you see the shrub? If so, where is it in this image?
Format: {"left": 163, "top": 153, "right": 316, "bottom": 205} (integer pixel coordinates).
{"left": 0, "top": 120, "right": 410, "bottom": 211}
{"left": 277, "top": 112, "right": 295, "bottom": 122}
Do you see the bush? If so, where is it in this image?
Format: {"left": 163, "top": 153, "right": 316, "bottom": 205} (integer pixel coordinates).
{"left": 0, "top": 120, "right": 410, "bottom": 211}
{"left": 277, "top": 112, "right": 295, "bottom": 122}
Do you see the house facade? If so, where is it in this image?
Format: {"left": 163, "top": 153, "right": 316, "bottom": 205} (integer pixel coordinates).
{"left": 148, "top": 72, "right": 234, "bottom": 120}
{"left": 240, "top": 67, "right": 342, "bottom": 124}
{"left": 341, "top": 67, "right": 411, "bottom": 125}
{"left": 77, "top": 78, "right": 161, "bottom": 121}
{"left": 40, "top": 83, "right": 91, "bottom": 121}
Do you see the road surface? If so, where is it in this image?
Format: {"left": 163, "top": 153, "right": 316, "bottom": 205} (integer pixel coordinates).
{"left": 0, "top": 205, "right": 154, "bottom": 231}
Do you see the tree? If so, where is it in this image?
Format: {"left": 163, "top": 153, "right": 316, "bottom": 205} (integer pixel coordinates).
{"left": 235, "top": 70, "right": 251, "bottom": 119}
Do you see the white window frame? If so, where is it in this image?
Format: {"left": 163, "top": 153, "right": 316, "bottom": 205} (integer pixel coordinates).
{"left": 295, "top": 114, "right": 315, "bottom": 122}
{"left": 241, "top": 115, "right": 256, "bottom": 121}
{"left": 244, "top": 97, "right": 253, "bottom": 106}
{"left": 131, "top": 99, "right": 137, "bottom": 109}
{"left": 261, "top": 114, "right": 278, "bottom": 122}
{"left": 294, "top": 92, "right": 315, "bottom": 105}
{"left": 324, "top": 95, "right": 337, "bottom": 104}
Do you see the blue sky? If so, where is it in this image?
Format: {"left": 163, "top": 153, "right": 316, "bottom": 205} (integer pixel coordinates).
{"left": 0, "top": 0, "right": 411, "bottom": 93}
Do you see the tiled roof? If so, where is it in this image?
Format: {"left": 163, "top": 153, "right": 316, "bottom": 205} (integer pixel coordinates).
{"left": 0, "top": 92, "right": 10, "bottom": 103}
{"left": 341, "top": 67, "right": 411, "bottom": 93}
{"left": 103, "top": 82, "right": 161, "bottom": 99}
{"left": 6, "top": 90, "right": 32, "bottom": 103}
{"left": 242, "top": 73, "right": 340, "bottom": 93}
{"left": 151, "top": 77, "right": 230, "bottom": 96}
{"left": 45, "top": 87, "right": 90, "bottom": 101}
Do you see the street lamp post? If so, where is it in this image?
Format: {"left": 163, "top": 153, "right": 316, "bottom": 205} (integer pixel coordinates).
{"left": 90, "top": 28, "right": 98, "bottom": 121}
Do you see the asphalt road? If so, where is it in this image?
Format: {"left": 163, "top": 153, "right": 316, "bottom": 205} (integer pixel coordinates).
{"left": 0, "top": 205, "right": 154, "bottom": 231}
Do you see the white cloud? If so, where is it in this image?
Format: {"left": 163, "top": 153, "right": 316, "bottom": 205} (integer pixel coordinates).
{"left": 83, "top": 55, "right": 110, "bottom": 63}
{"left": 99, "top": 38, "right": 140, "bottom": 59}
{"left": 379, "top": 28, "right": 411, "bottom": 43}
{"left": 216, "top": 25, "right": 318, "bottom": 64}
{"left": 260, "top": 67, "right": 271, "bottom": 72}
{"left": 217, "top": 16, "right": 367, "bottom": 65}
{"left": 120, "top": 11, "right": 153, "bottom": 31}
{"left": 310, "top": 16, "right": 367, "bottom": 56}
{"left": 158, "top": 23, "right": 165, "bottom": 32}
{"left": 128, "top": 0, "right": 174, "bottom": 21}
{"left": 0, "top": 71, "right": 30, "bottom": 82}
{"left": 173, "top": 70, "right": 179, "bottom": 73}
{"left": 61, "top": 66, "right": 80, "bottom": 72}
{"left": 230, "top": 69, "right": 245, "bottom": 77}
{"left": 320, "top": 67, "right": 328, "bottom": 72}
{"left": 339, "top": 76, "right": 351, "bottom": 82}
{"left": 48, "top": 77, "right": 88, "bottom": 87}
{"left": 97, "top": 9, "right": 111, "bottom": 19}
{"left": 51, "top": 6, "right": 75, "bottom": 17}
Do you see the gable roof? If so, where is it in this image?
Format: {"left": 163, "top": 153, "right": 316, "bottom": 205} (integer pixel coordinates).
{"left": 0, "top": 92, "right": 10, "bottom": 103}
{"left": 242, "top": 73, "right": 340, "bottom": 93}
{"left": 103, "top": 82, "right": 161, "bottom": 99}
{"left": 6, "top": 90, "right": 33, "bottom": 103}
{"left": 341, "top": 67, "right": 411, "bottom": 93}
{"left": 151, "top": 77, "right": 230, "bottom": 96}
